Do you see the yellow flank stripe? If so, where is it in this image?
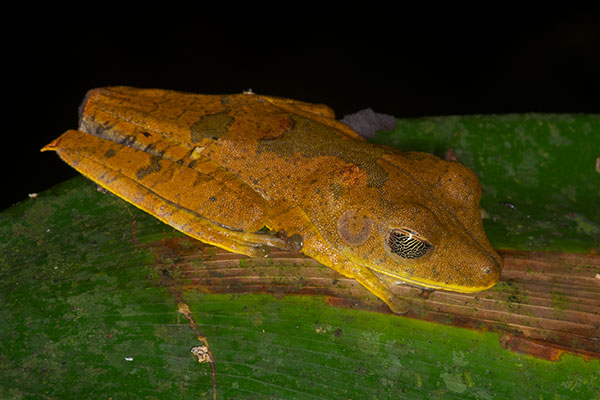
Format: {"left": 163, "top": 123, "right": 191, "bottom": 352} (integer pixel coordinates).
{"left": 367, "top": 265, "right": 496, "bottom": 293}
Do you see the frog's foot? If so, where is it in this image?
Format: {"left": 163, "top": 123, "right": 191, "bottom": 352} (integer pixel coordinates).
{"left": 227, "top": 231, "right": 287, "bottom": 258}
{"left": 235, "top": 231, "right": 287, "bottom": 249}
{"left": 386, "top": 296, "right": 409, "bottom": 315}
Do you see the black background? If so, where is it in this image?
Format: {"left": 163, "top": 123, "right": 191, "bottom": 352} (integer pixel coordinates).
{"left": 5, "top": 10, "right": 599, "bottom": 212}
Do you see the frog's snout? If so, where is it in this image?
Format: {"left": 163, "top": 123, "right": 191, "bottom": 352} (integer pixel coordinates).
{"left": 469, "top": 248, "right": 503, "bottom": 290}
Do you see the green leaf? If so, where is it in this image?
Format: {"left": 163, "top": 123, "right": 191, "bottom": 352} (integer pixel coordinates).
{"left": 2, "top": 113, "right": 599, "bottom": 399}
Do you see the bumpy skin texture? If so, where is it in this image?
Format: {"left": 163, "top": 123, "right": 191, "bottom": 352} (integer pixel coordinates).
{"left": 42, "top": 87, "right": 502, "bottom": 313}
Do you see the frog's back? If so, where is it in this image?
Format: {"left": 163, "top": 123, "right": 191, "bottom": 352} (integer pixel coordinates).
{"left": 78, "top": 87, "right": 365, "bottom": 150}
{"left": 77, "top": 87, "right": 375, "bottom": 202}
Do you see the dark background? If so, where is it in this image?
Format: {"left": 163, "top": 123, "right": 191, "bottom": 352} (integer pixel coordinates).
{"left": 5, "top": 10, "right": 599, "bottom": 212}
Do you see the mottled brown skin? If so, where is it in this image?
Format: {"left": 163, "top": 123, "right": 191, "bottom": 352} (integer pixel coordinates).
{"left": 42, "top": 87, "right": 502, "bottom": 313}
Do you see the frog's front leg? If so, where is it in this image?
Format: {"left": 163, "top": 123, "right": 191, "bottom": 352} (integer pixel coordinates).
{"left": 349, "top": 267, "right": 409, "bottom": 314}
{"left": 268, "top": 206, "right": 408, "bottom": 314}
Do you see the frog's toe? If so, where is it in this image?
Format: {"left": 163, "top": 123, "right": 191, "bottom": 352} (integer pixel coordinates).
{"left": 236, "top": 231, "right": 287, "bottom": 249}
{"left": 386, "top": 296, "right": 409, "bottom": 315}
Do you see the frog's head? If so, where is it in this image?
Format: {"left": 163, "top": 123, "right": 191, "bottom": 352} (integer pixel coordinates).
{"left": 326, "top": 152, "right": 502, "bottom": 293}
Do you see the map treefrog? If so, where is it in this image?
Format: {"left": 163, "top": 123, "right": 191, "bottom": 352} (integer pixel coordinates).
{"left": 42, "top": 87, "right": 502, "bottom": 313}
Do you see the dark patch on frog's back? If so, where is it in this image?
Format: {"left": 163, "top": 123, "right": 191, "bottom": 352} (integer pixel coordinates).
{"left": 104, "top": 149, "right": 117, "bottom": 159}
{"left": 79, "top": 117, "right": 114, "bottom": 141}
{"left": 257, "top": 115, "right": 388, "bottom": 188}
{"left": 190, "top": 111, "right": 234, "bottom": 143}
{"left": 136, "top": 154, "right": 163, "bottom": 180}
{"left": 119, "top": 135, "right": 137, "bottom": 147}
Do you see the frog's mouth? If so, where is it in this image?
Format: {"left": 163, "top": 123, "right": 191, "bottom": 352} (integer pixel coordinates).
{"left": 367, "top": 265, "right": 498, "bottom": 293}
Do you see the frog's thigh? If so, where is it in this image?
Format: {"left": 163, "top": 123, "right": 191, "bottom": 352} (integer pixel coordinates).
{"left": 45, "top": 130, "right": 285, "bottom": 256}
{"left": 268, "top": 207, "right": 407, "bottom": 313}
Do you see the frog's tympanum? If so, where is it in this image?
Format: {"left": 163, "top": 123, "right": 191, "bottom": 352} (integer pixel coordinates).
{"left": 43, "top": 87, "right": 502, "bottom": 313}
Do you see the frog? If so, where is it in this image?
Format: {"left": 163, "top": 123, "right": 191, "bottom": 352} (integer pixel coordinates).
{"left": 42, "top": 86, "right": 502, "bottom": 314}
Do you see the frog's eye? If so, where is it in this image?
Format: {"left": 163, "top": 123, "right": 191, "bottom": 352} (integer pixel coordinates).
{"left": 385, "top": 228, "right": 432, "bottom": 259}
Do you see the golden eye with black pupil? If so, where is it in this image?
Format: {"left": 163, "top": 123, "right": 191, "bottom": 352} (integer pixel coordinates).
{"left": 385, "top": 229, "right": 432, "bottom": 259}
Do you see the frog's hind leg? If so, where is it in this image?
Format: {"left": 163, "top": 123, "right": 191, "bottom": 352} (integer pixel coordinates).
{"left": 43, "top": 130, "right": 286, "bottom": 257}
